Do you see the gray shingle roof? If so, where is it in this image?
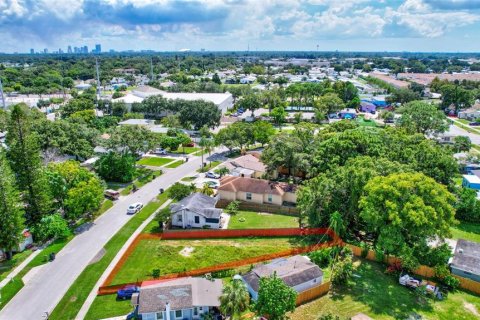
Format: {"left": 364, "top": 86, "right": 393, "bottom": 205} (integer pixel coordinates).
{"left": 242, "top": 255, "right": 323, "bottom": 292}
{"left": 451, "top": 239, "right": 480, "bottom": 275}
{"left": 170, "top": 193, "right": 222, "bottom": 219}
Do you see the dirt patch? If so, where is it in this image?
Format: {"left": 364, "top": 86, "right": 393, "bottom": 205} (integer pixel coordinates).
{"left": 179, "top": 246, "right": 194, "bottom": 257}
{"left": 464, "top": 302, "right": 479, "bottom": 316}
{"left": 257, "top": 212, "right": 274, "bottom": 216}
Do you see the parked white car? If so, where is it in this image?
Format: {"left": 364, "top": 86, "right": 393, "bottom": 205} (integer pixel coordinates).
{"left": 152, "top": 148, "right": 167, "bottom": 155}
{"left": 127, "top": 202, "right": 143, "bottom": 214}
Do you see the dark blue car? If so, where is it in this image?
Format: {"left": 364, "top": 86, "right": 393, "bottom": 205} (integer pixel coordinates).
{"left": 117, "top": 285, "right": 139, "bottom": 300}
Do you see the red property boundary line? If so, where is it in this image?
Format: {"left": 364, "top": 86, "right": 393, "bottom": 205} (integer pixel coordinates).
{"left": 98, "top": 228, "right": 342, "bottom": 295}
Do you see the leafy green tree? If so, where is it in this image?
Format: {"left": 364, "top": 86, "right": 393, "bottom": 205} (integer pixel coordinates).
{"left": 214, "top": 167, "right": 230, "bottom": 177}
{"left": 255, "top": 273, "right": 297, "bottom": 320}
{"left": 220, "top": 280, "right": 250, "bottom": 320}
{"left": 168, "top": 182, "right": 195, "bottom": 201}
{"left": 225, "top": 200, "right": 240, "bottom": 216}
{"left": 253, "top": 121, "right": 275, "bottom": 146}
{"left": 314, "top": 93, "right": 345, "bottom": 121}
{"left": 359, "top": 172, "right": 456, "bottom": 255}
{"left": 32, "top": 213, "right": 70, "bottom": 242}
{"left": 64, "top": 177, "right": 104, "bottom": 220}
{"left": 95, "top": 152, "right": 136, "bottom": 183}
{"left": 0, "top": 151, "right": 25, "bottom": 259}
{"left": 161, "top": 114, "right": 181, "bottom": 128}
{"left": 61, "top": 98, "right": 95, "bottom": 118}
{"left": 455, "top": 188, "right": 480, "bottom": 222}
{"left": 212, "top": 73, "right": 221, "bottom": 85}
{"left": 271, "top": 106, "right": 287, "bottom": 130}
{"left": 238, "top": 93, "right": 262, "bottom": 116}
{"left": 331, "top": 253, "right": 353, "bottom": 285}
{"left": 177, "top": 100, "right": 221, "bottom": 130}
{"left": 454, "top": 136, "right": 472, "bottom": 152}
{"left": 397, "top": 101, "right": 449, "bottom": 135}
{"left": 69, "top": 109, "right": 96, "bottom": 124}
{"left": 104, "top": 125, "right": 154, "bottom": 156}
{"left": 6, "top": 104, "right": 53, "bottom": 225}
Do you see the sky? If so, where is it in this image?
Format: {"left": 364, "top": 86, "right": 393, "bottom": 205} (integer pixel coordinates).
{"left": 1, "top": 0, "right": 480, "bottom": 53}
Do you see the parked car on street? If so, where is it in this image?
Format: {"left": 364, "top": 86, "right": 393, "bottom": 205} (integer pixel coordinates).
{"left": 205, "top": 171, "right": 220, "bottom": 179}
{"left": 104, "top": 189, "right": 120, "bottom": 200}
{"left": 127, "top": 202, "right": 143, "bottom": 214}
{"left": 469, "top": 122, "right": 480, "bottom": 126}
{"left": 117, "top": 285, "right": 139, "bottom": 300}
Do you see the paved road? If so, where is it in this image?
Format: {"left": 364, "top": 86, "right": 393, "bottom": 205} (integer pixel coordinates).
{"left": 447, "top": 124, "right": 480, "bottom": 145}
{"left": 0, "top": 156, "right": 204, "bottom": 320}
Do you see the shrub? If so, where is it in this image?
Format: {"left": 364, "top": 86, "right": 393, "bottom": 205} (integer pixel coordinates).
{"left": 443, "top": 275, "right": 460, "bottom": 291}
{"left": 308, "top": 248, "right": 332, "bottom": 268}
{"left": 331, "top": 255, "right": 353, "bottom": 285}
{"left": 375, "top": 248, "right": 385, "bottom": 262}
{"left": 33, "top": 214, "right": 71, "bottom": 242}
{"left": 152, "top": 269, "right": 160, "bottom": 279}
{"left": 360, "top": 242, "right": 369, "bottom": 258}
{"left": 225, "top": 200, "right": 240, "bottom": 216}
{"left": 167, "top": 182, "right": 194, "bottom": 201}
{"left": 434, "top": 264, "right": 450, "bottom": 279}
{"left": 385, "top": 261, "right": 402, "bottom": 274}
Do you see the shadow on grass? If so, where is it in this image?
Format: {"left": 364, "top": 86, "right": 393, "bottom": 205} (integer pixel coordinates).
{"left": 330, "top": 261, "right": 434, "bottom": 320}
{"left": 455, "top": 222, "right": 480, "bottom": 235}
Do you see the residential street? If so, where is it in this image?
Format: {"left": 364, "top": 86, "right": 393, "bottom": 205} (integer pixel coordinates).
{"left": 447, "top": 124, "right": 480, "bottom": 145}
{"left": 0, "top": 156, "right": 205, "bottom": 320}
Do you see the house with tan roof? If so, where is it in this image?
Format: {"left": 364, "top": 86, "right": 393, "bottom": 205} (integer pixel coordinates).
{"left": 217, "top": 176, "right": 297, "bottom": 206}
{"left": 224, "top": 153, "right": 267, "bottom": 178}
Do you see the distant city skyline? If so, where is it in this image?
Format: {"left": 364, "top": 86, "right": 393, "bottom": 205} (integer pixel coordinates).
{"left": 1, "top": 0, "right": 480, "bottom": 53}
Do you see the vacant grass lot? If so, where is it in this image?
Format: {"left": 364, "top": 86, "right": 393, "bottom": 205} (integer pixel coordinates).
{"left": 228, "top": 211, "right": 298, "bottom": 229}
{"left": 111, "top": 238, "right": 296, "bottom": 285}
{"left": 137, "top": 157, "right": 174, "bottom": 167}
{"left": 49, "top": 192, "right": 170, "bottom": 320}
{"left": 290, "top": 259, "right": 480, "bottom": 320}
{"left": 451, "top": 222, "right": 480, "bottom": 243}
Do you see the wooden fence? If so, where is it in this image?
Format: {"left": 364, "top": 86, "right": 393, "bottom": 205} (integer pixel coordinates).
{"left": 98, "top": 228, "right": 341, "bottom": 295}
{"left": 348, "top": 244, "right": 480, "bottom": 295}
{"left": 296, "top": 281, "right": 331, "bottom": 305}
{"left": 216, "top": 199, "right": 299, "bottom": 215}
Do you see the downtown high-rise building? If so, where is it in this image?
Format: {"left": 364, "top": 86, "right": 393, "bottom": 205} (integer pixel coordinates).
{"left": 30, "top": 48, "right": 34, "bottom": 54}
{"left": 67, "top": 45, "right": 72, "bottom": 54}
{"left": 95, "top": 44, "right": 101, "bottom": 53}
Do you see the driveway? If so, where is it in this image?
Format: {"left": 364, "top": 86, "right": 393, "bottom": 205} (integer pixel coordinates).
{"left": 0, "top": 155, "right": 207, "bottom": 320}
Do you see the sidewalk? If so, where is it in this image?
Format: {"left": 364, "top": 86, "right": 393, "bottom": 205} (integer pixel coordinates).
{"left": 0, "top": 249, "right": 42, "bottom": 289}
{"left": 75, "top": 199, "right": 173, "bottom": 320}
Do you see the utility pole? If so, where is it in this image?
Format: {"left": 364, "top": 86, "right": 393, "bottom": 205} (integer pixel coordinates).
{"left": 150, "top": 57, "right": 154, "bottom": 82}
{"left": 95, "top": 58, "right": 101, "bottom": 100}
{"left": 0, "top": 77, "right": 6, "bottom": 109}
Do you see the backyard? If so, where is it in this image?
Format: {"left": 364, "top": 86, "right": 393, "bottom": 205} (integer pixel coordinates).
{"left": 451, "top": 222, "right": 480, "bottom": 243}
{"left": 290, "top": 259, "right": 480, "bottom": 320}
{"left": 228, "top": 211, "right": 299, "bottom": 229}
{"left": 110, "top": 237, "right": 298, "bottom": 285}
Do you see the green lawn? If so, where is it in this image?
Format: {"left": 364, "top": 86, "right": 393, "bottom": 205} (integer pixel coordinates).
{"left": 0, "top": 237, "right": 71, "bottom": 310}
{"left": 228, "top": 211, "right": 299, "bottom": 229}
{"left": 169, "top": 147, "right": 201, "bottom": 154}
{"left": 165, "top": 160, "right": 184, "bottom": 168}
{"left": 197, "top": 160, "right": 222, "bottom": 173}
{"left": 356, "top": 117, "right": 377, "bottom": 127}
{"left": 49, "top": 192, "right": 170, "bottom": 320}
{"left": 181, "top": 176, "right": 197, "bottom": 182}
{"left": 85, "top": 294, "right": 133, "bottom": 320}
{"left": 451, "top": 222, "right": 480, "bottom": 243}
{"left": 120, "top": 169, "right": 162, "bottom": 196}
{"left": 290, "top": 259, "right": 480, "bottom": 320}
{"left": 110, "top": 237, "right": 296, "bottom": 285}
{"left": 137, "top": 157, "right": 174, "bottom": 167}
{"left": 0, "top": 250, "right": 32, "bottom": 282}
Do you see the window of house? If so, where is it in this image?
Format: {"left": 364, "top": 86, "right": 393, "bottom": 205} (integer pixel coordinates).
{"left": 267, "top": 194, "right": 273, "bottom": 202}
{"left": 156, "top": 312, "right": 164, "bottom": 320}
{"left": 194, "top": 216, "right": 200, "bottom": 224}
{"left": 175, "top": 310, "right": 182, "bottom": 318}
{"left": 193, "top": 307, "right": 198, "bottom": 316}
{"left": 177, "top": 214, "right": 182, "bottom": 222}
{"left": 246, "top": 192, "right": 252, "bottom": 200}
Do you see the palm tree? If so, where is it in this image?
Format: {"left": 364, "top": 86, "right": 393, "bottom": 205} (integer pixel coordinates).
{"left": 220, "top": 279, "right": 250, "bottom": 320}
{"left": 201, "top": 183, "right": 214, "bottom": 196}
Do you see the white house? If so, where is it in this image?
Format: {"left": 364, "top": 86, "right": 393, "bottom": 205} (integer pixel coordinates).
{"left": 132, "top": 277, "right": 223, "bottom": 320}
{"left": 242, "top": 255, "right": 323, "bottom": 301}
{"left": 170, "top": 193, "right": 223, "bottom": 229}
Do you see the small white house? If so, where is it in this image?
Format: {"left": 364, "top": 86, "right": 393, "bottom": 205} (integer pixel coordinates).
{"left": 170, "top": 193, "right": 223, "bottom": 229}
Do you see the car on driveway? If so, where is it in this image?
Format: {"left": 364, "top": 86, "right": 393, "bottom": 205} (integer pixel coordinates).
{"left": 117, "top": 285, "right": 139, "bottom": 300}
{"left": 204, "top": 181, "right": 219, "bottom": 189}
{"left": 205, "top": 171, "right": 220, "bottom": 179}
{"left": 152, "top": 148, "right": 168, "bottom": 155}
{"left": 127, "top": 202, "right": 143, "bottom": 214}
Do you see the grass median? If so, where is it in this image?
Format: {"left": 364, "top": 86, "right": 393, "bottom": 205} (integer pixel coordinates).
{"left": 49, "top": 192, "right": 169, "bottom": 320}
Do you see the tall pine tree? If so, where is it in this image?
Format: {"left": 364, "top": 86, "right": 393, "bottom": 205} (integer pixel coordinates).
{"left": 0, "top": 150, "right": 25, "bottom": 259}
{"left": 6, "top": 104, "right": 52, "bottom": 225}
